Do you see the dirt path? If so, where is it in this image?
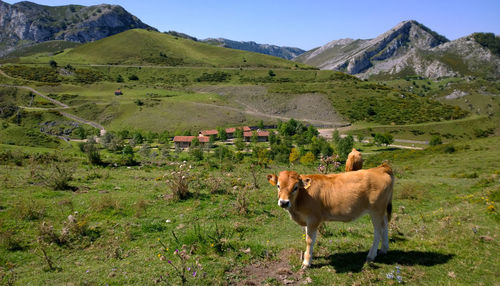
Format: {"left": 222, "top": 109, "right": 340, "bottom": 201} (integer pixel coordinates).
{"left": 318, "top": 128, "right": 426, "bottom": 150}
{"left": 1, "top": 83, "right": 106, "bottom": 136}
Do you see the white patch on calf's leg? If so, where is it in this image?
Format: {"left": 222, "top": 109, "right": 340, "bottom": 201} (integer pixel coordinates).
{"left": 367, "top": 215, "right": 383, "bottom": 261}
{"left": 303, "top": 226, "right": 317, "bottom": 267}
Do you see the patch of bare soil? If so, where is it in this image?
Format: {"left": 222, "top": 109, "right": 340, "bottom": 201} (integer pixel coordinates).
{"left": 229, "top": 249, "right": 313, "bottom": 285}
{"left": 191, "top": 85, "right": 348, "bottom": 127}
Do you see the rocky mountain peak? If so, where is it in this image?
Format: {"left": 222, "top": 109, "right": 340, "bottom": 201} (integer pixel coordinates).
{"left": 0, "top": 0, "right": 156, "bottom": 56}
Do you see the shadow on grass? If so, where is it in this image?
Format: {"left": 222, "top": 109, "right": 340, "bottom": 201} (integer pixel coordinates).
{"left": 313, "top": 250, "right": 454, "bottom": 273}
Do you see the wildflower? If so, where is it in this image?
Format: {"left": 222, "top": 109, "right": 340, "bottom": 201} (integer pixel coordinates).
{"left": 187, "top": 267, "right": 191, "bottom": 271}
{"left": 396, "top": 275, "right": 403, "bottom": 283}
{"left": 158, "top": 253, "right": 161, "bottom": 257}
{"left": 210, "top": 243, "right": 214, "bottom": 247}
{"left": 192, "top": 271, "right": 197, "bottom": 277}
{"left": 386, "top": 273, "right": 394, "bottom": 279}
{"left": 167, "top": 260, "right": 172, "bottom": 264}
{"left": 166, "top": 219, "right": 171, "bottom": 223}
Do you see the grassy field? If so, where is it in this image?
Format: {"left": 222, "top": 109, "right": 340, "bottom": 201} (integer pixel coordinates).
{"left": 1, "top": 36, "right": 499, "bottom": 285}
{"left": 0, "top": 136, "right": 498, "bottom": 285}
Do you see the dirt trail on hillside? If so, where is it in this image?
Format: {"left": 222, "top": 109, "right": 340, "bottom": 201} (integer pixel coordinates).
{"left": 0, "top": 83, "right": 106, "bottom": 136}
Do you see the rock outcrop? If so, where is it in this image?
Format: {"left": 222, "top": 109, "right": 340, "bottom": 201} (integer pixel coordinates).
{"left": 294, "top": 20, "right": 499, "bottom": 79}
{"left": 0, "top": 0, "right": 155, "bottom": 56}
{"left": 202, "top": 38, "right": 305, "bottom": 60}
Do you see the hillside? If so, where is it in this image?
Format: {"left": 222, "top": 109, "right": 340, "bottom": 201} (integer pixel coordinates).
{"left": 51, "top": 29, "right": 307, "bottom": 68}
{"left": 202, "top": 38, "right": 305, "bottom": 60}
{"left": 294, "top": 20, "right": 500, "bottom": 79}
{"left": 0, "top": 0, "right": 155, "bottom": 56}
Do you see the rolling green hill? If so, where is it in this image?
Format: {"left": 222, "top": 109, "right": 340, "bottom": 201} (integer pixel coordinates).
{"left": 50, "top": 29, "right": 308, "bottom": 68}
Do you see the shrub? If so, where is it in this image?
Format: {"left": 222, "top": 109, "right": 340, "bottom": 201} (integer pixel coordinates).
{"left": 444, "top": 145, "right": 456, "bottom": 153}
{"left": 128, "top": 74, "right": 139, "bottom": 81}
{"left": 300, "top": 152, "right": 316, "bottom": 166}
{"left": 374, "top": 133, "right": 394, "bottom": 147}
{"left": 83, "top": 138, "right": 101, "bottom": 165}
{"left": 163, "top": 163, "right": 192, "bottom": 200}
{"left": 429, "top": 135, "right": 442, "bottom": 146}
{"left": 33, "top": 157, "right": 76, "bottom": 191}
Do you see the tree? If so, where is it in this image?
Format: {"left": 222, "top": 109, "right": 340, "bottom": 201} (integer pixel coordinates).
{"left": 336, "top": 135, "right": 354, "bottom": 160}
{"left": 251, "top": 131, "right": 258, "bottom": 144}
{"left": 83, "top": 137, "right": 101, "bottom": 165}
{"left": 374, "top": 133, "right": 394, "bottom": 147}
{"left": 73, "top": 126, "right": 87, "bottom": 140}
{"left": 121, "top": 144, "right": 135, "bottom": 165}
{"left": 234, "top": 138, "right": 245, "bottom": 151}
{"left": 300, "top": 152, "right": 316, "bottom": 166}
{"left": 429, "top": 135, "right": 442, "bottom": 146}
{"left": 234, "top": 128, "right": 243, "bottom": 139}
{"left": 49, "top": 60, "right": 58, "bottom": 68}
{"left": 116, "top": 74, "right": 124, "bottom": 83}
{"left": 332, "top": 130, "right": 341, "bottom": 145}
{"left": 217, "top": 127, "right": 227, "bottom": 141}
{"left": 268, "top": 70, "right": 276, "bottom": 77}
{"left": 289, "top": 147, "right": 300, "bottom": 165}
{"left": 258, "top": 120, "right": 265, "bottom": 129}
{"left": 269, "top": 131, "right": 277, "bottom": 145}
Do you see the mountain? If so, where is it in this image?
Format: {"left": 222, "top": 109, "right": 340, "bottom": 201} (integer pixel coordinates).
{"left": 294, "top": 20, "right": 500, "bottom": 79}
{"left": 0, "top": 0, "right": 155, "bottom": 56}
{"left": 202, "top": 38, "right": 305, "bottom": 60}
{"left": 52, "top": 29, "right": 305, "bottom": 68}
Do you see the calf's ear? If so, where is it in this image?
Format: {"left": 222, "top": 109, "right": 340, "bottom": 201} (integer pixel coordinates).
{"left": 267, "top": 174, "right": 277, "bottom": 186}
{"left": 300, "top": 176, "right": 312, "bottom": 189}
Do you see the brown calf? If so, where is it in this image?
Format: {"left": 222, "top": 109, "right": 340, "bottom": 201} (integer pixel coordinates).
{"left": 345, "top": 148, "right": 363, "bottom": 172}
{"left": 267, "top": 163, "right": 394, "bottom": 268}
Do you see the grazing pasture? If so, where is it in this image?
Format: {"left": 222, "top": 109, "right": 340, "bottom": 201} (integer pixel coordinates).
{"left": 0, "top": 136, "right": 498, "bottom": 285}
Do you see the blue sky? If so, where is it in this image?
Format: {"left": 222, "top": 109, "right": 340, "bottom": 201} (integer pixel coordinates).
{"left": 4, "top": 0, "right": 500, "bottom": 50}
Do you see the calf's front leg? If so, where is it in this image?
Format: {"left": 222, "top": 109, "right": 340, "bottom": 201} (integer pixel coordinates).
{"left": 302, "top": 223, "right": 318, "bottom": 268}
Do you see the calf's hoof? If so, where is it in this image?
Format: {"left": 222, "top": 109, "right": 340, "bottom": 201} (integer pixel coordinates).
{"left": 302, "top": 261, "right": 311, "bottom": 269}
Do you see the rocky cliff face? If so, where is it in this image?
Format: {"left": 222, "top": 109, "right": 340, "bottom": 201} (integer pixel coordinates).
{"left": 295, "top": 20, "right": 452, "bottom": 78}
{"left": 294, "top": 20, "right": 500, "bottom": 79}
{"left": 0, "top": 0, "right": 155, "bottom": 56}
{"left": 202, "top": 38, "right": 305, "bottom": 60}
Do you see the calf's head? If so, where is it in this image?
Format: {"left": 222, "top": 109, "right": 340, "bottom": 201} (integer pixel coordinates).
{"left": 267, "top": 171, "right": 310, "bottom": 210}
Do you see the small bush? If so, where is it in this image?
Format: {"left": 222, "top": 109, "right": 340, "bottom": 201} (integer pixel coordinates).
{"left": 444, "top": 145, "right": 456, "bottom": 153}
{"left": 163, "top": 163, "right": 193, "bottom": 200}
{"left": 33, "top": 157, "right": 76, "bottom": 191}
{"left": 429, "top": 135, "right": 442, "bottom": 146}
{"left": 14, "top": 199, "right": 46, "bottom": 221}
{"left": 38, "top": 214, "right": 100, "bottom": 246}
{"left": 396, "top": 183, "right": 425, "bottom": 200}
{"left": 92, "top": 195, "right": 122, "bottom": 213}
{"left": 0, "top": 230, "right": 25, "bottom": 251}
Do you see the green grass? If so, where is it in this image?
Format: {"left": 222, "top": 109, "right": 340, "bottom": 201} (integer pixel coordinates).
{"left": 19, "top": 29, "right": 310, "bottom": 69}
{"left": 347, "top": 115, "right": 499, "bottom": 141}
{"left": 0, "top": 136, "right": 498, "bottom": 285}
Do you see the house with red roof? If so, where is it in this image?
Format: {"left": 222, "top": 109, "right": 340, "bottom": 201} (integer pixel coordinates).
{"left": 173, "top": 136, "right": 210, "bottom": 149}
{"left": 243, "top": 130, "right": 270, "bottom": 142}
